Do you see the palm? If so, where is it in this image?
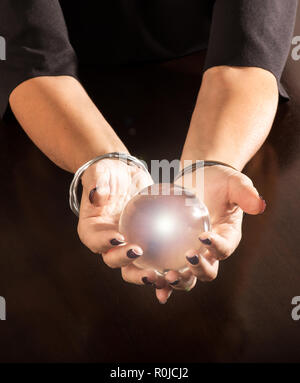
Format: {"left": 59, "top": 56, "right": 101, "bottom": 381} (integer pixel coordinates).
{"left": 78, "top": 160, "right": 172, "bottom": 303}
{"left": 78, "top": 159, "right": 153, "bottom": 254}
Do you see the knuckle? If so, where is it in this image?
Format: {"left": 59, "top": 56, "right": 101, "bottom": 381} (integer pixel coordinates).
{"left": 230, "top": 172, "right": 253, "bottom": 191}
{"left": 77, "top": 222, "right": 85, "bottom": 242}
{"left": 90, "top": 245, "right": 101, "bottom": 254}
{"left": 102, "top": 258, "right": 116, "bottom": 268}
{"left": 217, "top": 248, "right": 231, "bottom": 260}
{"left": 87, "top": 242, "right": 100, "bottom": 254}
{"left": 77, "top": 228, "right": 92, "bottom": 251}
{"left": 239, "top": 173, "right": 253, "bottom": 187}
{"left": 207, "top": 273, "right": 217, "bottom": 282}
{"left": 77, "top": 222, "right": 115, "bottom": 255}
{"left": 121, "top": 269, "right": 130, "bottom": 282}
{"left": 77, "top": 224, "right": 101, "bottom": 254}
{"left": 198, "top": 271, "right": 217, "bottom": 282}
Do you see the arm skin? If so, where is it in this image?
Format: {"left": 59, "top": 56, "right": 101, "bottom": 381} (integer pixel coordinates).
{"left": 9, "top": 66, "right": 278, "bottom": 174}
{"left": 9, "top": 76, "right": 129, "bottom": 172}
{"left": 181, "top": 65, "right": 279, "bottom": 171}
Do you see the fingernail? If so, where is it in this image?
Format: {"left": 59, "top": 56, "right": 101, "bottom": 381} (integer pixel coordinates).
{"left": 169, "top": 279, "right": 180, "bottom": 286}
{"left": 186, "top": 255, "right": 199, "bottom": 265}
{"left": 89, "top": 187, "right": 98, "bottom": 204}
{"left": 142, "top": 276, "right": 153, "bottom": 285}
{"left": 259, "top": 195, "right": 266, "bottom": 213}
{"left": 110, "top": 238, "right": 125, "bottom": 246}
{"left": 199, "top": 238, "right": 212, "bottom": 245}
{"left": 127, "top": 248, "right": 142, "bottom": 259}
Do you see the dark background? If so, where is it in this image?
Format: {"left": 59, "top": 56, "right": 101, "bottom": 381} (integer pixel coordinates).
{"left": 0, "top": 4, "right": 300, "bottom": 363}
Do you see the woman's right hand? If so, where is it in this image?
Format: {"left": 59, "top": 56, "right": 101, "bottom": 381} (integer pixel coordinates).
{"left": 77, "top": 157, "right": 173, "bottom": 302}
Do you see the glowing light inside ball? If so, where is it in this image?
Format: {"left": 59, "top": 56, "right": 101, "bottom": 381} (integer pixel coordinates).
{"left": 119, "top": 183, "right": 210, "bottom": 274}
{"left": 192, "top": 207, "right": 203, "bottom": 219}
{"left": 154, "top": 213, "right": 177, "bottom": 236}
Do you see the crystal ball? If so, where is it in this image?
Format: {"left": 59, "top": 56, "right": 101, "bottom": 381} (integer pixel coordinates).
{"left": 119, "top": 183, "right": 210, "bottom": 274}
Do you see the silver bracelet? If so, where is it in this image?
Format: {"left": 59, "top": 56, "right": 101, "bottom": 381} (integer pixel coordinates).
{"left": 69, "top": 152, "right": 149, "bottom": 217}
{"left": 174, "top": 160, "right": 237, "bottom": 181}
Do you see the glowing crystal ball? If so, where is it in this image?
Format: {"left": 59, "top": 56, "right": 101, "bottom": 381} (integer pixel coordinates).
{"left": 119, "top": 183, "right": 210, "bottom": 274}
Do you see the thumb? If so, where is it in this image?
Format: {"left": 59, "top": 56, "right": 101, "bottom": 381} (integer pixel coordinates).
{"left": 228, "top": 173, "right": 266, "bottom": 215}
{"left": 88, "top": 170, "right": 111, "bottom": 207}
{"left": 88, "top": 185, "right": 110, "bottom": 207}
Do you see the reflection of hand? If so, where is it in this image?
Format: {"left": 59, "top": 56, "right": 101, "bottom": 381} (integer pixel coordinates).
{"left": 167, "top": 165, "right": 266, "bottom": 291}
{"left": 77, "top": 158, "right": 172, "bottom": 294}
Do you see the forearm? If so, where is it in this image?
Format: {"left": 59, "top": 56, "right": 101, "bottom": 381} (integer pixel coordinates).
{"left": 181, "top": 66, "right": 279, "bottom": 171}
{"left": 9, "top": 76, "right": 128, "bottom": 173}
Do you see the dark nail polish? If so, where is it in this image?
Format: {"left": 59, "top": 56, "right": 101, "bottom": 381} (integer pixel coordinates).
{"left": 186, "top": 255, "right": 199, "bottom": 265}
{"left": 199, "top": 238, "right": 212, "bottom": 245}
{"left": 89, "top": 187, "right": 98, "bottom": 204}
{"left": 110, "top": 238, "right": 124, "bottom": 246}
{"left": 142, "top": 276, "right": 153, "bottom": 285}
{"left": 127, "top": 249, "right": 141, "bottom": 259}
{"left": 169, "top": 279, "right": 180, "bottom": 286}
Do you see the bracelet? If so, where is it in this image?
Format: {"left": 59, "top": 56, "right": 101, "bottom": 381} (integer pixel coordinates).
{"left": 174, "top": 160, "right": 237, "bottom": 181}
{"left": 69, "top": 152, "right": 149, "bottom": 217}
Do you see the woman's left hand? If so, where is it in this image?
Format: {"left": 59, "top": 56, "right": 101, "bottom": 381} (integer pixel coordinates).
{"left": 161, "top": 164, "right": 266, "bottom": 294}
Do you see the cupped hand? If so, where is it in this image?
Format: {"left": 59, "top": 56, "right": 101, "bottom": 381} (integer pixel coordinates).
{"left": 77, "top": 158, "right": 172, "bottom": 300}
{"left": 164, "top": 164, "right": 266, "bottom": 292}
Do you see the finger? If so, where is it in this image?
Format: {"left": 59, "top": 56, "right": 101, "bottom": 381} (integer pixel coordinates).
{"left": 88, "top": 185, "right": 110, "bottom": 207}
{"left": 164, "top": 269, "right": 197, "bottom": 291}
{"left": 149, "top": 272, "right": 167, "bottom": 289}
{"left": 77, "top": 220, "right": 126, "bottom": 254}
{"left": 198, "top": 230, "right": 240, "bottom": 261}
{"left": 121, "top": 264, "right": 156, "bottom": 285}
{"left": 121, "top": 264, "right": 167, "bottom": 289}
{"left": 156, "top": 286, "right": 173, "bottom": 304}
{"left": 228, "top": 173, "right": 266, "bottom": 215}
{"left": 185, "top": 248, "right": 219, "bottom": 282}
{"left": 89, "top": 169, "right": 111, "bottom": 207}
{"left": 102, "top": 243, "right": 143, "bottom": 268}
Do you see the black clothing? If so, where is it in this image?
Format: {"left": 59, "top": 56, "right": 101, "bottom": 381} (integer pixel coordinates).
{"left": 0, "top": 0, "right": 298, "bottom": 118}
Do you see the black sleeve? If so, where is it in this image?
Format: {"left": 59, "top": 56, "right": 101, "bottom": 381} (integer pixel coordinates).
{"left": 0, "top": 0, "right": 78, "bottom": 119}
{"left": 203, "top": 0, "right": 298, "bottom": 101}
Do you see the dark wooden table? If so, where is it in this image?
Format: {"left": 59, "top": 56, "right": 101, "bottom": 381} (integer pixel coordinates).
{"left": 1, "top": 13, "right": 300, "bottom": 364}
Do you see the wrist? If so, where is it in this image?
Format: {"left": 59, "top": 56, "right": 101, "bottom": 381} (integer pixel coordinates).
{"left": 180, "top": 147, "right": 245, "bottom": 172}
{"left": 80, "top": 151, "right": 150, "bottom": 191}
{"left": 69, "top": 151, "right": 149, "bottom": 216}
{"left": 81, "top": 152, "right": 131, "bottom": 190}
